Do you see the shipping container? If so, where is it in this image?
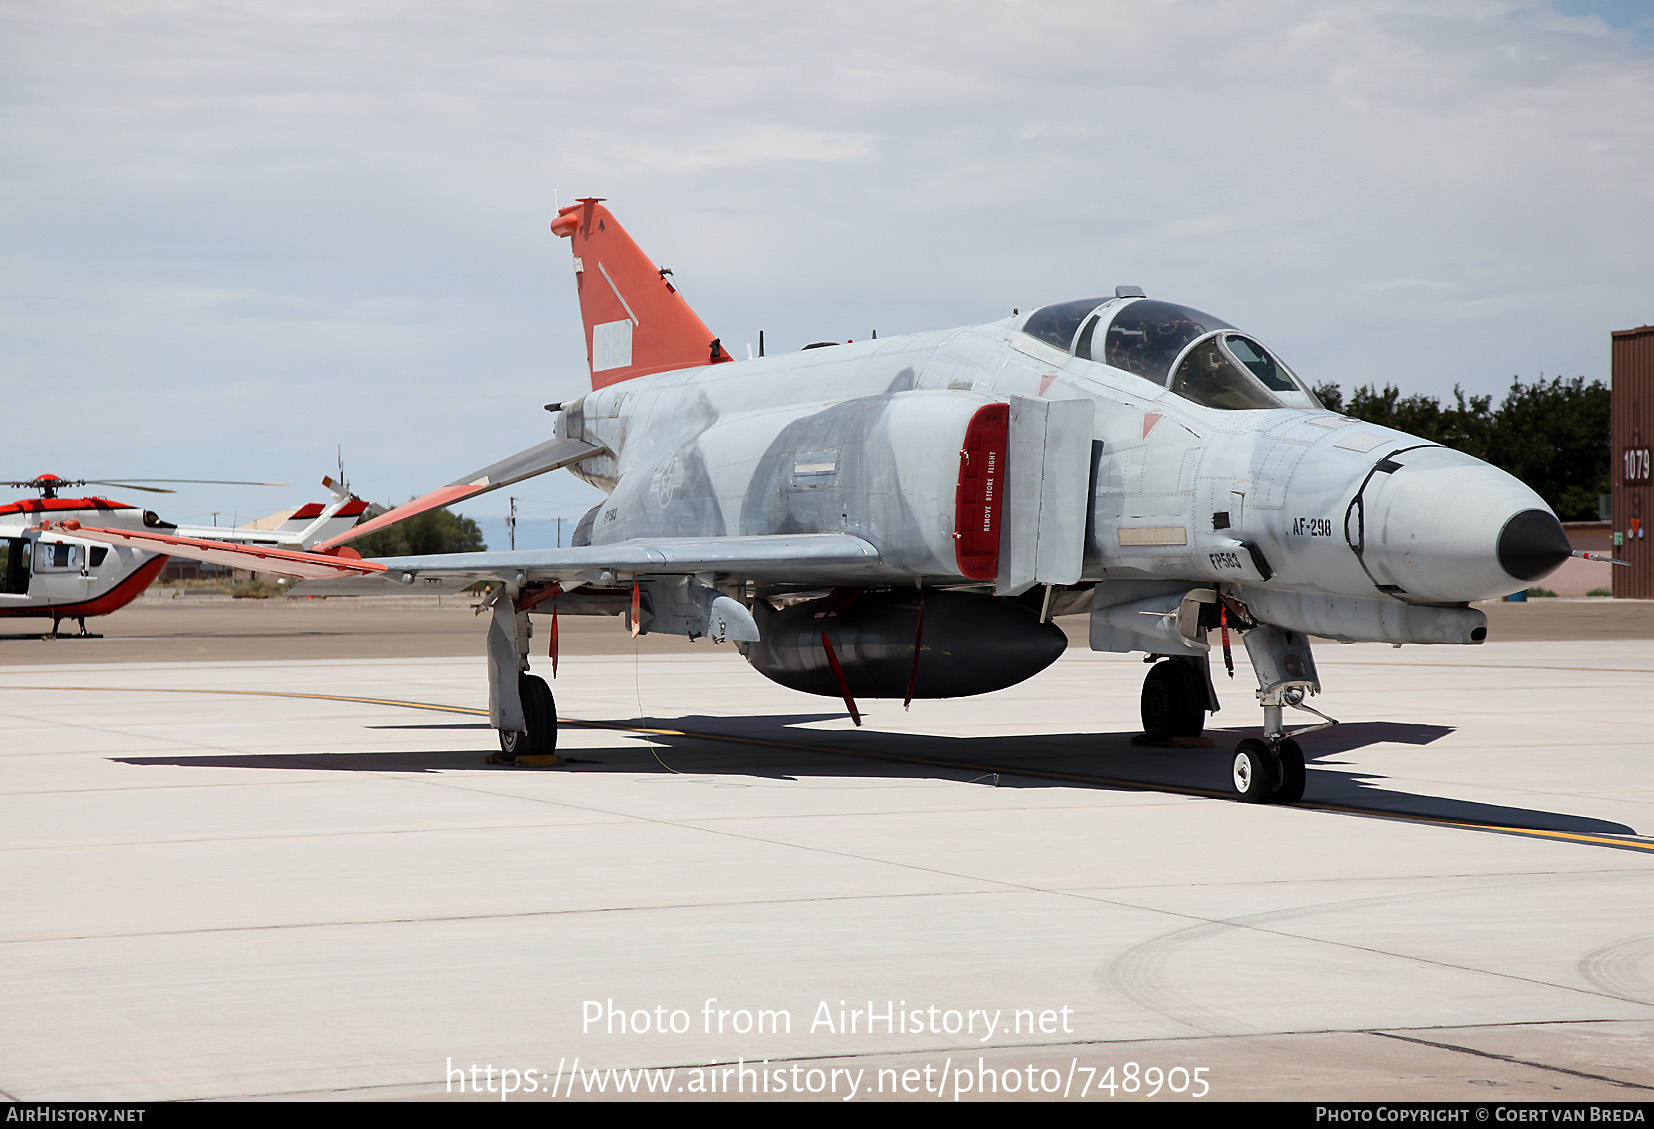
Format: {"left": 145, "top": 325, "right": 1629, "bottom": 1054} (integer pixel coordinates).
{"left": 1611, "top": 325, "right": 1654, "bottom": 597}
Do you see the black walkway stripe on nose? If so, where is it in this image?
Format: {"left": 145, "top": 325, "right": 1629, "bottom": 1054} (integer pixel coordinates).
{"left": 1342, "top": 444, "right": 1438, "bottom": 596}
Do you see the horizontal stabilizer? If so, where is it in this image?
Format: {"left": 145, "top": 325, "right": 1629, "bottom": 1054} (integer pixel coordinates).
{"left": 283, "top": 498, "right": 370, "bottom": 547}
{"left": 312, "top": 436, "right": 604, "bottom": 551}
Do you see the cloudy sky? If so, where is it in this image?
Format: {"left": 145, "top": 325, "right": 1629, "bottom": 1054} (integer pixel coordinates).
{"left": 3, "top": 0, "right": 1651, "bottom": 539}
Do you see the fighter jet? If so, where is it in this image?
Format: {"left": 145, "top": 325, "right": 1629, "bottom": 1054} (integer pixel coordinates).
{"left": 59, "top": 199, "right": 1579, "bottom": 803}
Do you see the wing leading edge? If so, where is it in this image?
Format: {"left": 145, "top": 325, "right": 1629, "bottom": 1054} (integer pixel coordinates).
{"left": 291, "top": 533, "right": 885, "bottom": 594}
{"left": 48, "top": 521, "right": 882, "bottom": 590}
{"left": 312, "top": 436, "right": 605, "bottom": 551}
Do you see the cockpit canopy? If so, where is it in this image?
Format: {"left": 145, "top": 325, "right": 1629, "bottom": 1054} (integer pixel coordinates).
{"left": 1020, "top": 296, "right": 1321, "bottom": 411}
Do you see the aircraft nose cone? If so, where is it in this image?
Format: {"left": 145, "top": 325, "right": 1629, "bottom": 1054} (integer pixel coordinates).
{"left": 1497, "top": 508, "right": 1572, "bottom": 583}
{"left": 1352, "top": 448, "right": 1567, "bottom": 603}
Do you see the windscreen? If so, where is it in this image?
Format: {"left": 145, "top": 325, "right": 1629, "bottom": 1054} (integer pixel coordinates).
{"left": 1166, "top": 333, "right": 1320, "bottom": 411}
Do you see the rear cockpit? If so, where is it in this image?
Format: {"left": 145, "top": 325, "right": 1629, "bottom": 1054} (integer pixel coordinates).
{"left": 1020, "top": 294, "right": 1321, "bottom": 411}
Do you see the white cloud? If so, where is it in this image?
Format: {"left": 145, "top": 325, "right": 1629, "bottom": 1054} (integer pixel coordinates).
{"left": 0, "top": 0, "right": 1649, "bottom": 521}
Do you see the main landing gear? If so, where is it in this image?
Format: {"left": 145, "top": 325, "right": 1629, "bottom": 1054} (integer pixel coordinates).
{"left": 485, "top": 589, "right": 560, "bottom": 766}
{"left": 1137, "top": 649, "right": 1308, "bottom": 801}
{"left": 1139, "top": 656, "right": 1213, "bottom": 743}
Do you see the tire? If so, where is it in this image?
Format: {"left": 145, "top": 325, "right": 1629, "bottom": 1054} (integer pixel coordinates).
{"left": 1272, "top": 737, "right": 1306, "bottom": 805}
{"left": 497, "top": 673, "right": 558, "bottom": 761}
{"left": 1169, "top": 661, "right": 1207, "bottom": 737}
{"left": 1232, "top": 738, "right": 1276, "bottom": 803}
{"left": 1141, "top": 661, "right": 1203, "bottom": 742}
{"left": 520, "top": 673, "right": 558, "bottom": 758}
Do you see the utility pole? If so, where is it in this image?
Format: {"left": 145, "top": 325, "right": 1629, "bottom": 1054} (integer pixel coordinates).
{"left": 507, "top": 497, "right": 516, "bottom": 550}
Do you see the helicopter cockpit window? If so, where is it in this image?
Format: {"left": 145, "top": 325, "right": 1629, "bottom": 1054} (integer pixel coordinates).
{"left": 1101, "top": 300, "right": 1234, "bottom": 386}
{"left": 1021, "top": 298, "right": 1108, "bottom": 352}
{"left": 1167, "top": 333, "right": 1320, "bottom": 411}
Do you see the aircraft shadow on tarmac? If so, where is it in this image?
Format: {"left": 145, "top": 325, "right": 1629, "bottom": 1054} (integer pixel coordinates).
{"left": 111, "top": 712, "right": 1637, "bottom": 838}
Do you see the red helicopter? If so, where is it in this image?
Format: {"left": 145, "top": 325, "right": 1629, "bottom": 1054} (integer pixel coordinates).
{"left": 0, "top": 474, "right": 366, "bottom": 637}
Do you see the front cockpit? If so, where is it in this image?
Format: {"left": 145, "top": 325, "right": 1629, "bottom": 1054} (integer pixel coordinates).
{"left": 1019, "top": 295, "right": 1321, "bottom": 411}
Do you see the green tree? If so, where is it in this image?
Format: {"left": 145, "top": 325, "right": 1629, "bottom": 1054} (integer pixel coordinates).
{"left": 1316, "top": 375, "right": 1609, "bottom": 522}
{"left": 350, "top": 507, "right": 486, "bottom": 557}
{"left": 1311, "top": 381, "right": 1345, "bottom": 412}
{"left": 1485, "top": 376, "right": 1610, "bottom": 522}
{"left": 1317, "top": 382, "right": 1493, "bottom": 458}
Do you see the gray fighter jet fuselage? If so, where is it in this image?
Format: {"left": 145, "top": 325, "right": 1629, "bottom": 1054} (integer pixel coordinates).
{"left": 558, "top": 301, "right": 1556, "bottom": 620}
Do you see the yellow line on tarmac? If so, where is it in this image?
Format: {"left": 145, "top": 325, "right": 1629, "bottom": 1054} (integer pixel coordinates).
{"left": 9, "top": 683, "right": 1653, "bottom": 856}
{"left": 1301, "top": 803, "right": 1654, "bottom": 854}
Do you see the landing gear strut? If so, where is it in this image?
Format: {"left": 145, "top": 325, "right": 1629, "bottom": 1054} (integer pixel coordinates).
{"left": 1230, "top": 625, "right": 1328, "bottom": 805}
{"left": 485, "top": 588, "right": 560, "bottom": 765}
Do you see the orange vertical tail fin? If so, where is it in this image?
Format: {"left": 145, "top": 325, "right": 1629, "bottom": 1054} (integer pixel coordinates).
{"left": 551, "top": 199, "right": 732, "bottom": 390}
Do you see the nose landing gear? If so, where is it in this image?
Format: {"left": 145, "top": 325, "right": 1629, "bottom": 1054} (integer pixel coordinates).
{"left": 1233, "top": 735, "right": 1306, "bottom": 804}
{"left": 1230, "top": 624, "right": 1331, "bottom": 805}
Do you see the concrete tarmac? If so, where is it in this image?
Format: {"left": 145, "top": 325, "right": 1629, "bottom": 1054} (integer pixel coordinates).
{"left": 2, "top": 598, "right": 1653, "bottom": 1103}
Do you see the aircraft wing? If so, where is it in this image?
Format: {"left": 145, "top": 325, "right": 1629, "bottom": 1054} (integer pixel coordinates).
{"left": 50, "top": 519, "right": 882, "bottom": 589}
{"left": 290, "top": 534, "right": 885, "bottom": 594}
{"left": 312, "top": 436, "right": 605, "bottom": 551}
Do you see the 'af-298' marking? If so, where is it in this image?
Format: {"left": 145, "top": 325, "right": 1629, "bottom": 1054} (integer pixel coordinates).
{"left": 1290, "top": 516, "right": 1333, "bottom": 537}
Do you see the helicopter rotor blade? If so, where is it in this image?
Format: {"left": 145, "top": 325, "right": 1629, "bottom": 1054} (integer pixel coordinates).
{"left": 5, "top": 476, "right": 287, "bottom": 497}
{"left": 78, "top": 482, "right": 178, "bottom": 494}
{"left": 83, "top": 479, "right": 288, "bottom": 487}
